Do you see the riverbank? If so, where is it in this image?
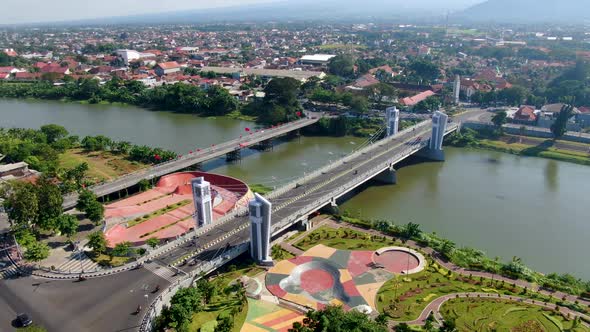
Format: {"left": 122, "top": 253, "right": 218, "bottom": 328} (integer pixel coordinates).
{"left": 446, "top": 129, "right": 590, "bottom": 166}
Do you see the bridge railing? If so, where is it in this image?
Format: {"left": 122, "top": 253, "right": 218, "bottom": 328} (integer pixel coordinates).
{"left": 138, "top": 243, "right": 249, "bottom": 332}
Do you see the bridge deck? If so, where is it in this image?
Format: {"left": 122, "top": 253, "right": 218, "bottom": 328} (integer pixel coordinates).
{"left": 63, "top": 118, "right": 318, "bottom": 209}
{"left": 155, "top": 122, "right": 458, "bottom": 268}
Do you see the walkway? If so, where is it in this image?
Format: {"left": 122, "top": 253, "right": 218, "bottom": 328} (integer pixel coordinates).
{"left": 322, "top": 219, "right": 590, "bottom": 308}
{"left": 392, "top": 292, "right": 590, "bottom": 328}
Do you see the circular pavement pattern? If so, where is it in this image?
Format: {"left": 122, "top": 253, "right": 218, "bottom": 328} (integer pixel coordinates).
{"left": 300, "top": 269, "right": 335, "bottom": 293}
{"left": 374, "top": 250, "right": 420, "bottom": 273}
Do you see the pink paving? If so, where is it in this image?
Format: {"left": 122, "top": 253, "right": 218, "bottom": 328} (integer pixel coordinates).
{"left": 104, "top": 171, "right": 252, "bottom": 247}
{"left": 300, "top": 269, "right": 335, "bottom": 293}
{"left": 374, "top": 250, "right": 420, "bottom": 273}
{"left": 347, "top": 251, "right": 374, "bottom": 277}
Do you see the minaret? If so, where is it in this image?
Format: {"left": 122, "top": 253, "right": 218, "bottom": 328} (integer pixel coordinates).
{"left": 191, "top": 177, "right": 213, "bottom": 229}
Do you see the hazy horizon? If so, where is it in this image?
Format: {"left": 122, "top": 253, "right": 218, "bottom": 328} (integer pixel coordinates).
{"left": 4, "top": 0, "right": 483, "bottom": 25}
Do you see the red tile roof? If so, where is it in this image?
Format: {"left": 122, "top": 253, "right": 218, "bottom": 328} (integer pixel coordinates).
{"left": 514, "top": 106, "right": 537, "bottom": 121}
{"left": 401, "top": 90, "right": 435, "bottom": 106}
{"left": 156, "top": 61, "right": 180, "bottom": 70}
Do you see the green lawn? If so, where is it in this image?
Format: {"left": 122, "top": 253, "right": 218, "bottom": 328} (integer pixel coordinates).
{"left": 440, "top": 298, "right": 587, "bottom": 332}
{"left": 59, "top": 148, "right": 146, "bottom": 182}
{"left": 294, "top": 225, "right": 398, "bottom": 251}
{"left": 249, "top": 183, "right": 273, "bottom": 195}
{"left": 188, "top": 263, "right": 263, "bottom": 332}
{"left": 271, "top": 244, "right": 295, "bottom": 261}
{"left": 478, "top": 138, "right": 590, "bottom": 166}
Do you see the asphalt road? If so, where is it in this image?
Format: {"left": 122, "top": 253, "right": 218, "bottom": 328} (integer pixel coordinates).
{"left": 0, "top": 112, "right": 475, "bottom": 332}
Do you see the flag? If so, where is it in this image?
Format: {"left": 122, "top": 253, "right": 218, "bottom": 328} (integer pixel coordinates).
{"left": 245, "top": 127, "right": 250, "bottom": 132}
{"left": 296, "top": 111, "right": 302, "bottom": 117}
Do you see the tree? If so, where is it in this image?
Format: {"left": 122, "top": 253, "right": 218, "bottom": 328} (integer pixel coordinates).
{"left": 498, "top": 86, "right": 529, "bottom": 106}
{"left": 438, "top": 319, "right": 457, "bottom": 332}
{"left": 349, "top": 96, "right": 369, "bottom": 113}
{"left": 87, "top": 231, "right": 107, "bottom": 255}
{"left": 395, "top": 323, "right": 411, "bottom": 332}
{"left": 157, "top": 287, "right": 202, "bottom": 331}
{"left": 40, "top": 124, "right": 68, "bottom": 144}
{"left": 439, "top": 239, "right": 456, "bottom": 260}
{"left": 550, "top": 104, "right": 574, "bottom": 139}
{"left": 85, "top": 200, "right": 105, "bottom": 223}
{"left": 409, "top": 60, "right": 440, "bottom": 83}
{"left": 206, "top": 85, "right": 239, "bottom": 116}
{"left": 289, "top": 305, "right": 386, "bottom": 332}
{"left": 414, "top": 96, "right": 441, "bottom": 113}
{"left": 35, "top": 177, "right": 64, "bottom": 232}
{"left": 146, "top": 237, "right": 160, "bottom": 249}
{"left": 328, "top": 55, "right": 355, "bottom": 78}
{"left": 491, "top": 110, "right": 508, "bottom": 128}
{"left": 401, "top": 222, "right": 422, "bottom": 240}
{"left": 367, "top": 83, "right": 397, "bottom": 108}
{"left": 57, "top": 214, "right": 79, "bottom": 238}
{"left": 3, "top": 182, "right": 39, "bottom": 227}
{"left": 24, "top": 241, "right": 50, "bottom": 262}
{"left": 112, "top": 241, "right": 131, "bottom": 257}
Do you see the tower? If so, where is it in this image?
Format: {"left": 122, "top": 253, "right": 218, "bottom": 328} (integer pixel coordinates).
{"left": 386, "top": 106, "right": 400, "bottom": 137}
{"left": 249, "top": 193, "right": 272, "bottom": 264}
{"left": 191, "top": 177, "right": 213, "bottom": 229}
{"left": 453, "top": 75, "right": 461, "bottom": 105}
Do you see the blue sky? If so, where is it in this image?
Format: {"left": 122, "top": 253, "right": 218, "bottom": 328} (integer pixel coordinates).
{"left": 3, "top": 0, "right": 483, "bottom": 24}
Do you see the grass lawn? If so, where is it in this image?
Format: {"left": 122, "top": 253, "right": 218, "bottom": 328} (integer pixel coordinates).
{"left": 59, "top": 148, "right": 146, "bottom": 182}
{"left": 271, "top": 244, "right": 295, "bottom": 261}
{"left": 92, "top": 254, "right": 132, "bottom": 267}
{"left": 249, "top": 183, "right": 273, "bottom": 195}
{"left": 478, "top": 137, "right": 590, "bottom": 166}
{"left": 440, "top": 298, "right": 586, "bottom": 332}
{"left": 294, "top": 225, "right": 398, "bottom": 251}
{"left": 189, "top": 262, "right": 263, "bottom": 332}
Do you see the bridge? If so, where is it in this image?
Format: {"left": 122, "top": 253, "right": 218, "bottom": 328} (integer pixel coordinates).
{"left": 1, "top": 116, "right": 461, "bottom": 332}
{"left": 62, "top": 117, "right": 319, "bottom": 209}
{"left": 156, "top": 116, "right": 458, "bottom": 266}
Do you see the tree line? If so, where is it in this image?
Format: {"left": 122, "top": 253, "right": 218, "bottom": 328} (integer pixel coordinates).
{"left": 0, "top": 76, "right": 239, "bottom": 116}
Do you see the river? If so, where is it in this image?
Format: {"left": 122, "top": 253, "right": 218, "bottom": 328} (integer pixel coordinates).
{"left": 1, "top": 99, "right": 589, "bottom": 279}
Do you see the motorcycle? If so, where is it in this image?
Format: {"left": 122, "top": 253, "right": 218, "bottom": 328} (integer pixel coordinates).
{"left": 135, "top": 306, "right": 142, "bottom": 315}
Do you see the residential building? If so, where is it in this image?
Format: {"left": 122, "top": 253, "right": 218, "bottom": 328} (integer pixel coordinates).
{"left": 155, "top": 61, "right": 181, "bottom": 76}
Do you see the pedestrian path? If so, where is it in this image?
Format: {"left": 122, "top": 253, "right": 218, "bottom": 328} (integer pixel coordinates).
{"left": 56, "top": 253, "right": 103, "bottom": 273}
{"left": 143, "top": 261, "right": 179, "bottom": 283}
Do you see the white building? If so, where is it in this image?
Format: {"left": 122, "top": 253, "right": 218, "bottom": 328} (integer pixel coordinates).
{"left": 300, "top": 54, "right": 336, "bottom": 66}
{"left": 116, "top": 50, "right": 141, "bottom": 65}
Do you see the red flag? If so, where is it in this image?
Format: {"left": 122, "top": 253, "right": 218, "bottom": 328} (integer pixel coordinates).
{"left": 197, "top": 149, "right": 201, "bottom": 152}
{"left": 296, "top": 111, "right": 302, "bottom": 117}
{"left": 245, "top": 127, "right": 250, "bottom": 132}
{"left": 189, "top": 150, "right": 192, "bottom": 154}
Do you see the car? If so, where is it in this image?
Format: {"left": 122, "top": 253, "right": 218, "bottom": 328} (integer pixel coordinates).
{"left": 16, "top": 313, "right": 32, "bottom": 327}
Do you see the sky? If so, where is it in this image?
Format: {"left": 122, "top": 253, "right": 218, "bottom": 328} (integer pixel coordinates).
{"left": 2, "top": 0, "right": 275, "bottom": 24}
{"left": 3, "top": 0, "right": 483, "bottom": 25}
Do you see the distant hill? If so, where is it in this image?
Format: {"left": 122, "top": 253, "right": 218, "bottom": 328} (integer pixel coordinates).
{"left": 456, "top": 0, "right": 590, "bottom": 23}
{"left": 8, "top": 0, "right": 481, "bottom": 26}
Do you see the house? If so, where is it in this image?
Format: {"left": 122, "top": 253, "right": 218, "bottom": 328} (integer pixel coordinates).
{"left": 537, "top": 103, "right": 581, "bottom": 130}
{"left": 40, "top": 64, "right": 71, "bottom": 75}
{"left": 0, "top": 66, "right": 18, "bottom": 74}
{"left": 368, "top": 65, "right": 397, "bottom": 79}
{"left": 401, "top": 90, "right": 436, "bottom": 107}
{"left": 0, "top": 162, "right": 39, "bottom": 182}
{"left": 577, "top": 107, "right": 590, "bottom": 128}
{"left": 14, "top": 72, "right": 41, "bottom": 80}
{"left": 2, "top": 48, "right": 17, "bottom": 57}
{"left": 155, "top": 61, "right": 181, "bottom": 76}
{"left": 347, "top": 74, "right": 380, "bottom": 90}
{"left": 300, "top": 54, "right": 336, "bottom": 66}
{"left": 511, "top": 105, "right": 537, "bottom": 125}
{"left": 0, "top": 73, "right": 10, "bottom": 80}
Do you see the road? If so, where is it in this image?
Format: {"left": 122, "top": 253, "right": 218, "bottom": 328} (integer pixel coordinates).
{"left": 62, "top": 118, "right": 319, "bottom": 209}
{"left": 0, "top": 113, "right": 475, "bottom": 332}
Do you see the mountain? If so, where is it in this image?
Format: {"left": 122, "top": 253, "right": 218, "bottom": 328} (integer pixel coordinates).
{"left": 455, "top": 0, "right": 590, "bottom": 23}
{"left": 10, "top": 0, "right": 481, "bottom": 26}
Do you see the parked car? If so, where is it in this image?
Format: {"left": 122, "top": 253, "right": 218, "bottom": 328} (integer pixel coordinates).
{"left": 16, "top": 313, "right": 32, "bottom": 327}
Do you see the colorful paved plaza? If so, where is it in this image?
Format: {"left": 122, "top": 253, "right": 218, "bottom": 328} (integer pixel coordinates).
{"left": 265, "top": 244, "right": 424, "bottom": 312}
{"left": 241, "top": 299, "right": 305, "bottom": 332}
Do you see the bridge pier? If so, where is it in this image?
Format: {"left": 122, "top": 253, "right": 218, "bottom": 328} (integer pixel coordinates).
{"left": 320, "top": 198, "right": 339, "bottom": 215}
{"left": 417, "top": 110, "right": 448, "bottom": 161}
{"left": 374, "top": 166, "right": 397, "bottom": 184}
{"left": 226, "top": 149, "right": 242, "bottom": 162}
{"left": 253, "top": 139, "right": 273, "bottom": 151}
